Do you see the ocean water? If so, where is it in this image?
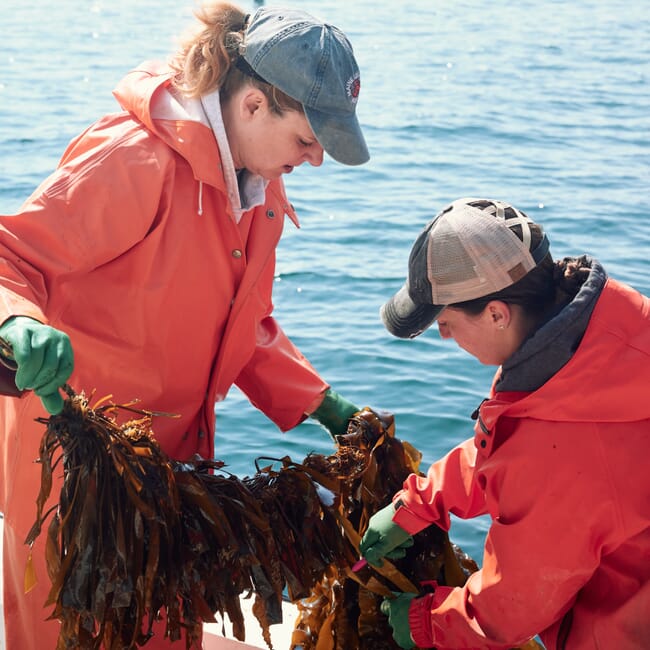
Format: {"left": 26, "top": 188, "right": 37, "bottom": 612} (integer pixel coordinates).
{"left": 1, "top": 0, "right": 649, "bottom": 563}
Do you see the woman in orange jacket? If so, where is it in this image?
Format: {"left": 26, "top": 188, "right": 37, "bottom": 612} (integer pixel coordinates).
{"left": 0, "top": 3, "right": 368, "bottom": 647}
{"left": 360, "top": 198, "right": 650, "bottom": 649}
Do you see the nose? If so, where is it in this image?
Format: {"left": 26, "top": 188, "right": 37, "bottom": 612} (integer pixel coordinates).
{"left": 305, "top": 144, "right": 324, "bottom": 167}
{"left": 437, "top": 322, "right": 451, "bottom": 339}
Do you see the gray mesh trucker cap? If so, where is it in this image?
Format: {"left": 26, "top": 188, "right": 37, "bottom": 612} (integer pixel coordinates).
{"left": 241, "top": 7, "right": 369, "bottom": 166}
{"left": 381, "top": 198, "right": 551, "bottom": 338}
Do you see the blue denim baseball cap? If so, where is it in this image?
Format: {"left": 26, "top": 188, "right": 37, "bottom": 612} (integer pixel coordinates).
{"left": 241, "top": 7, "right": 369, "bottom": 166}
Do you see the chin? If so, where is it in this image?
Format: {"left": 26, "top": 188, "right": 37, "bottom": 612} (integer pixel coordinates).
{"left": 479, "top": 357, "right": 503, "bottom": 366}
{"left": 259, "top": 170, "right": 282, "bottom": 181}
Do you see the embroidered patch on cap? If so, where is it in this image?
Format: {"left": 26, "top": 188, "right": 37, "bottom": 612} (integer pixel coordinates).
{"left": 346, "top": 72, "right": 361, "bottom": 104}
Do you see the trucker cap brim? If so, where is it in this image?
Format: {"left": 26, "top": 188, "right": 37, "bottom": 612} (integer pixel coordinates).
{"left": 380, "top": 284, "right": 442, "bottom": 339}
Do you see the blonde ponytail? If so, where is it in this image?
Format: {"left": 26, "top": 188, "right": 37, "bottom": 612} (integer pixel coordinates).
{"left": 169, "top": 2, "right": 248, "bottom": 97}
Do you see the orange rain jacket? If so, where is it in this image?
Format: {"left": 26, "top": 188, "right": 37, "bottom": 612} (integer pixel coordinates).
{"left": 0, "top": 62, "right": 328, "bottom": 648}
{"left": 392, "top": 278, "right": 650, "bottom": 649}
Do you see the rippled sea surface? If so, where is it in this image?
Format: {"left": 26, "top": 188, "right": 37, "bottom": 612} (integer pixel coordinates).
{"left": 1, "top": 0, "right": 648, "bottom": 559}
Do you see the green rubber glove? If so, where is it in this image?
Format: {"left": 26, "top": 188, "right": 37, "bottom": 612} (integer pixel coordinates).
{"left": 0, "top": 316, "right": 74, "bottom": 414}
{"left": 381, "top": 593, "right": 417, "bottom": 649}
{"left": 310, "top": 388, "right": 359, "bottom": 439}
{"left": 359, "top": 502, "right": 414, "bottom": 566}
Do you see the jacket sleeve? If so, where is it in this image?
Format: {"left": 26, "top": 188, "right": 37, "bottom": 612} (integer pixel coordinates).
{"left": 0, "top": 121, "right": 170, "bottom": 324}
{"left": 235, "top": 314, "right": 329, "bottom": 432}
{"left": 392, "top": 437, "right": 489, "bottom": 535}
{"left": 404, "top": 424, "right": 613, "bottom": 649}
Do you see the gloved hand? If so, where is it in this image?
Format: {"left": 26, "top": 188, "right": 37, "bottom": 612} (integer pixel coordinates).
{"left": 0, "top": 316, "right": 73, "bottom": 414}
{"left": 359, "top": 502, "right": 414, "bottom": 566}
{"left": 381, "top": 592, "right": 417, "bottom": 649}
{"left": 310, "top": 388, "right": 359, "bottom": 439}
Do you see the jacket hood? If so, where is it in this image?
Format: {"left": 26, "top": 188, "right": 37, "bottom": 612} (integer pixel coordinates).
{"left": 113, "top": 61, "right": 227, "bottom": 189}
{"left": 498, "top": 256, "right": 604, "bottom": 393}
{"left": 489, "top": 260, "right": 650, "bottom": 426}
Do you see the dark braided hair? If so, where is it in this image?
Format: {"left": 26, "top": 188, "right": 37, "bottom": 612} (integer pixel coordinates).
{"left": 554, "top": 255, "right": 592, "bottom": 299}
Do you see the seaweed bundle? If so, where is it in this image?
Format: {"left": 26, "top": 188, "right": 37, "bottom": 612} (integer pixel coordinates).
{"left": 291, "top": 408, "right": 479, "bottom": 650}
{"left": 25, "top": 387, "right": 540, "bottom": 649}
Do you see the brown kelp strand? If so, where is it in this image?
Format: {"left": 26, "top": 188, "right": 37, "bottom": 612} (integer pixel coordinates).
{"left": 26, "top": 388, "right": 541, "bottom": 650}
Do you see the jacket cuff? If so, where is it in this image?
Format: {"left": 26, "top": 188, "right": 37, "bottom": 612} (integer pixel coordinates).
{"left": 408, "top": 587, "right": 454, "bottom": 648}
{"left": 303, "top": 388, "right": 329, "bottom": 416}
{"left": 391, "top": 497, "right": 432, "bottom": 536}
{"left": 409, "top": 593, "right": 435, "bottom": 648}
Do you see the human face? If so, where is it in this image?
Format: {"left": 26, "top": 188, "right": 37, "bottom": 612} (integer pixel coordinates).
{"left": 234, "top": 93, "right": 324, "bottom": 180}
{"left": 436, "top": 304, "right": 515, "bottom": 366}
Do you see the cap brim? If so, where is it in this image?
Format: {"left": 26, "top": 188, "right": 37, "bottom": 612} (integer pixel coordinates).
{"left": 304, "top": 106, "right": 369, "bottom": 166}
{"left": 380, "top": 284, "right": 442, "bottom": 339}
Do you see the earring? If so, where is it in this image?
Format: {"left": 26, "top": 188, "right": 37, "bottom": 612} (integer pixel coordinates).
{"left": 498, "top": 325, "right": 505, "bottom": 330}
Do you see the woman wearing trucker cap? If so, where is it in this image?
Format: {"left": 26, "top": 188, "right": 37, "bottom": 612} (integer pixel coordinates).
{"left": 360, "top": 198, "right": 650, "bottom": 649}
{"left": 0, "top": 3, "right": 368, "bottom": 647}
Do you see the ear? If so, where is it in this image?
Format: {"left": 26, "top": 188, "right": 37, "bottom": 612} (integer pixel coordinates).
{"left": 486, "top": 300, "right": 511, "bottom": 330}
{"left": 239, "top": 87, "right": 267, "bottom": 121}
